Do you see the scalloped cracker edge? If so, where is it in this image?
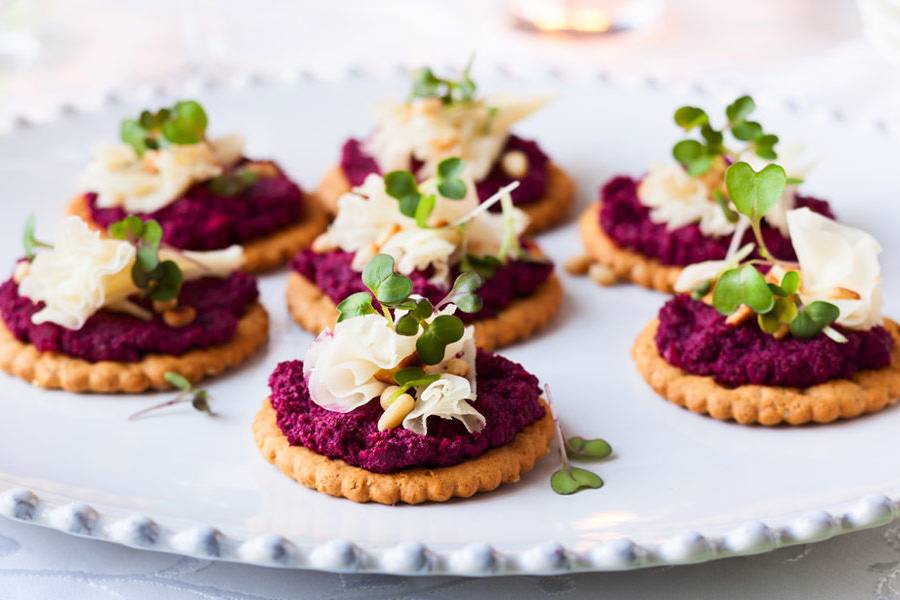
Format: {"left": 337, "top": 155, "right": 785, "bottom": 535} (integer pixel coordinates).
{"left": 68, "top": 194, "right": 329, "bottom": 273}
{"left": 315, "top": 162, "right": 576, "bottom": 234}
{"left": 633, "top": 317, "right": 900, "bottom": 426}
{"left": 0, "top": 302, "right": 269, "bottom": 393}
{"left": 253, "top": 397, "right": 554, "bottom": 504}
{"left": 579, "top": 203, "right": 682, "bottom": 292}
{"left": 286, "top": 270, "right": 562, "bottom": 351}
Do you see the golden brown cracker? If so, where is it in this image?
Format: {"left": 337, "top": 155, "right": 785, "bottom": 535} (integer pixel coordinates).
{"left": 632, "top": 317, "right": 900, "bottom": 425}
{"left": 579, "top": 203, "right": 682, "bottom": 293}
{"left": 252, "top": 397, "right": 554, "bottom": 504}
{"left": 0, "top": 302, "right": 269, "bottom": 393}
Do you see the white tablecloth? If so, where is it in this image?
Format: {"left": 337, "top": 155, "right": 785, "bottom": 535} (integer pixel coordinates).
{"left": 2, "top": 1, "right": 900, "bottom": 597}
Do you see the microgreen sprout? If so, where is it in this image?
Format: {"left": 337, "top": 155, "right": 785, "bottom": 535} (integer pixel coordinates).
{"left": 120, "top": 100, "right": 208, "bottom": 156}
{"left": 335, "top": 254, "right": 484, "bottom": 365}
{"left": 385, "top": 156, "right": 468, "bottom": 227}
{"left": 701, "top": 161, "right": 842, "bottom": 342}
{"left": 108, "top": 215, "right": 183, "bottom": 301}
{"left": 409, "top": 58, "right": 477, "bottom": 105}
{"left": 672, "top": 95, "right": 780, "bottom": 176}
{"left": 128, "top": 371, "right": 213, "bottom": 420}
{"left": 22, "top": 214, "right": 52, "bottom": 259}
{"left": 546, "top": 385, "right": 611, "bottom": 496}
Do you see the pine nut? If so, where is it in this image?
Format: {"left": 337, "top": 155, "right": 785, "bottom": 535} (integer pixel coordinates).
{"left": 153, "top": 298, "right": 178, "bottom": 313}
{"left": 501, "top": 150, "right": 529, "bottom": 179}
{"left": 830, "top": 287, "right": 860, "bottom": 300}
{"left": 589, "top": 263, "right": 617, "bottom": 286}
{"left": 377, "top": 393, "right": 415, "bottom": 431}
{"left": 446, "top": 358, "right": 469, "bottom": 377}
{"left": 725, "top": 304, "right": 754, "bottom": 327}
{"left": 163, "top": 305, "right": 197, "bottom": 328}
{"left": 380, "top": 385, "right": 401, "bottom": 410}
{"left": 565, "top": 254, "right": 593, "bottom": 276}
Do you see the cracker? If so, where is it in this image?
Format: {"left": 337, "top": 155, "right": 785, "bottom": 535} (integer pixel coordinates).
{"left": 632, "top": 317, "right": 900, "bottom": 426}
{"left": 286, "top": 270, "right": 562, "bottom": 350}
{"left": 314, "top": 163, "right": 576, "bottom": 234}
{"left": 579, "top": 203, "right": 682, "bottom": 293}
{"left": 252, "top": 397, "right": 554, "bottom": 504}
{"left": 67, "top": 194, "right": 328, "bottom": 273}
{"left": 0, "top": 302, "right": 269, "bottom": 393}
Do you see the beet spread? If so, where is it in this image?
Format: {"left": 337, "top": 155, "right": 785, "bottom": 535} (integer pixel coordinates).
{"left": 86, "top": 160, "right": 304, "bottom": 251}
{"left": 269, "top": 350, "right": 545, "bottom": 473}
{"left": 339, "top": 134, "right": 550, "bottom": 206}
{"left": 292, "top": 249, "right": 552, "bottom": 321}
{"left": 0, "top": 272, "right": 258, "bottom": 363}
{"left": 599, "top": 175, "right": 835, "bottom": 266}
{"left": 655, "top": 295, "right": 893, "bottom": 388}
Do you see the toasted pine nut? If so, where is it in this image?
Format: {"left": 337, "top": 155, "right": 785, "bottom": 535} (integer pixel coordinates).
{"left": 565, "top": 254, "right": 593, "bottom": 276}
{"left": 432, "top": 134, "right": 458, "bottom": 151}
{"left": 163, "top": 306, "right": 197, "bottom": 328}
{"left": 501, "top": 150, "right": 529, "bottom": 179}
{"left": 380, "top": 385, "right": 401, "bottom": 410}
{"left": 589, "top": 263, "right": 617, "bottom": 286}
{"left": 377, "top": 393, "right": 415, "bottom": 431}
{"left": 773, "top": 324, "right": 790, "bottom": 339}
{"left": 375, "top": 224, "right": 401, "bottom": 248}
{"left": 831, "top": 287, "right": 861, "bottom": 300}
{"left": 374, "top": 354, "right": 416, "bottom": 384}
{"left": 725, "top": 304, "right": 754, "bottom": 327}
{"left": 153, "top": 298, "right": 178, "bottom": 313}
{"left": 446, "top": 358, "right": 469, "bottom": 377}
{"left": 413, "top": 97, "right": 442, "bottom": 116}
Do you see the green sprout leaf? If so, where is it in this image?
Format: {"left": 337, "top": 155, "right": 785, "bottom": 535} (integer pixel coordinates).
{"left": 780, "top": 271, "right": 800, "bottom": 295}
{"left": 336, "top": 291, "right": 376, "bottom": 322}
{"left": 461, "top": 254, "right": 502, "bottom": 280}
{"left": 754, "top": 134, "right": 779, "bottom": 160}
{"left": 441, "top": 271, "right": 484, "bottom": 314}
{"left": 164, "top": 371, "right": 192, "bottom": 391}
{"left": 725, "top": 95, "right": 756, "bottom": 124}
{"left": 790, "top": 301, "right": 840, "bottom": 339}
{"left": 209, "top": 168, "right": 258, "bottom": 197}
{"left": 437, "top": 157, "right": 464, "bottom": 179}
{"left": 731, "top": 120, "right": 763, "bottom": 141}
{"left": 551, "top": 467, "right": 604, "bottom": 495}
{"left": 712, "top": 265, "right": 775, "bottom": 315}
{"left": 437, "top": 178, "right": 466, "bottom": 200}
{"left": 395, "top": 312, "right": 420, "bottom": 336}
{"left": 566, "top": 437, "right": 612, "bottom": 460}
{"left": 362, "top": 254, "right": 397, "bottom": 293}
{"left": 713, "top": 190, "right": 739, "bottom": 224}
{"left": 384, "top": 170, "right": 421, "bottom": 218}
{"left": 758, "top": 297, "right": 798, "bottom": 333}
{"left": 394, "top": 366, "right": 440, "bottom": 388}
{"left": 147, "top": 260, "right": 183, "bottom": 301}
{"left": 672, "top": 139, "right": 712, "bottom": 176}
{"left": 724, "top": 162, "right": 787, "bottom": 221}
{"left": 120, "top": 119, "right": 151, "bottom": 156}
{"left": 414, "top": 193, "right": 436, "bottom": 228}
{"left": 409, "top": 62, "right": 478, "bottom": 105}
{"left": 673, "top": 106, "right": 708, "bottom": 130}
{"left": 412, "top": 298, "right": 434, "bottom": 320}
{"left": 22, "top": 214, "right": 51, "bottom": 259}
{"left": 436, "top": 157, "right": 467, "bottom": 200}
{"left": 160, "top": 100, "right": 208, "bottom": 144}
{"left": 377, "top": 274, "right": 413, "bottom": 304}
{"left": 416, "top": 314, "right": 465, "bottom": 365}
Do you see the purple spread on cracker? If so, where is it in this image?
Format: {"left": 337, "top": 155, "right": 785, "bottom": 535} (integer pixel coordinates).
{"left": 655, "top": 295, "right": 893, "bottom": 388}
{"left": 86, "top": 160, "right": 304, "bottom": 251}
{"left": 339, "top": 134, "right": 550, "bottom": 206}
{"left": 598, "top": 175, "right": 834, "bottom": 267}
{"left": 268, "top": 350, "right": 545, "bottom": 473}
{"left": 0, "top": 272, "right": 258, "bottom": 362}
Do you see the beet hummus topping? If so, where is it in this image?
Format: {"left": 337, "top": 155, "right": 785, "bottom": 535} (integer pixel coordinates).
{"left": 600, "top": 95, "right": 834, "bottom": 266}
{"left": 339, "top": 61, "right": 552, "bottom": 206}
{"left": 657, "top": 161, "right": 891, "bottom": 387}
{"left": 80, "top": 99, "right": 304, "bottom": 250}
{"left": 306, "top": 155, "right": 552, "bottom": 315}
{"left": 4, "top": 214, "right": 252, "bottom": 362}
{"left": 272, "top": 251, "right": 544, "bottom": 472}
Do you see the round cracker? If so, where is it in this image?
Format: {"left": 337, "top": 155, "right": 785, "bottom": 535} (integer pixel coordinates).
{"left": 252, "top": 397, "right": 554, "bottom": 504}
{"left": 0, "top": 302, "right": 269, "bottom": 393}
{"left": 285, "top": 270, "right": 562, "bottom": 350}
{"left": 632, "top": 317, "right": 900, "bottom": 426}
{"left": 67, "top": 194, "right": 328, "bottom": 273}
{"left": 579, "top": 203, "right": 683, "bottom": 293}
{"left": 315, "top": 162, "right": 576, "bottom": 234}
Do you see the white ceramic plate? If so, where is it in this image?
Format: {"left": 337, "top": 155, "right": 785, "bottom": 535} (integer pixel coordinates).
{"left": 1, "top": 70, "right": 899, "bottom": 576}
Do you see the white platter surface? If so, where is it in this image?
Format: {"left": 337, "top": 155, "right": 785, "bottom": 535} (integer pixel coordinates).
{"left": 0, "top": 71, "right": 898, "bottom": 575}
